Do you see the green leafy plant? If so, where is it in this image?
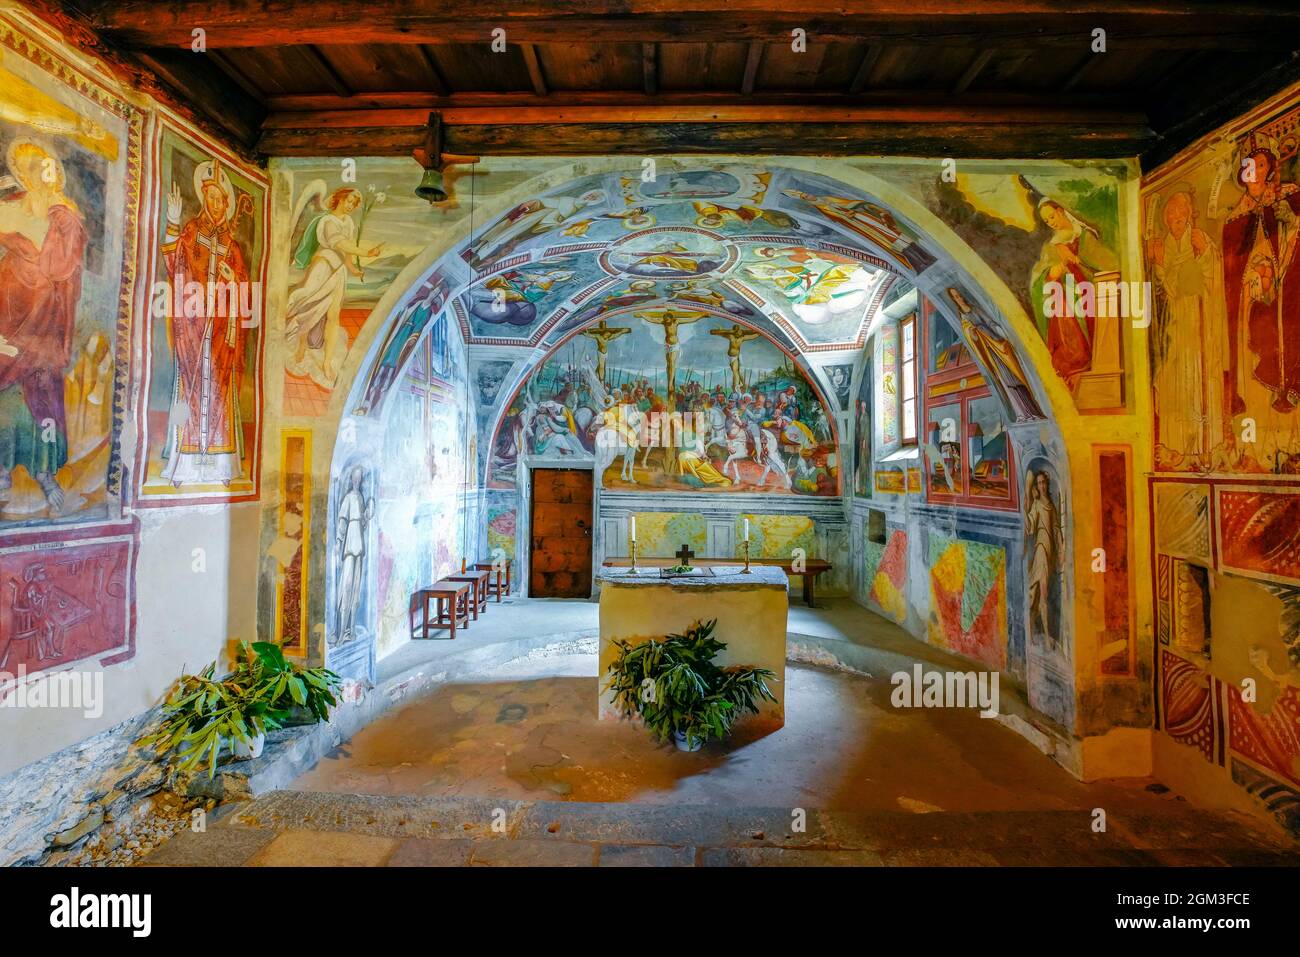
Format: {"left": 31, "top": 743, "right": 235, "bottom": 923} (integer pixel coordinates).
{"left": 604, "top": 619, "right": 777, "bottom": 750}
{"left": 233, "top": 640, "right": 341, "bottom": 724}
{"left": 668, "top": 564, "right": 695, "bottom": 574}
{"left": 138, "top": 642, "right": 341, "bottom": 778}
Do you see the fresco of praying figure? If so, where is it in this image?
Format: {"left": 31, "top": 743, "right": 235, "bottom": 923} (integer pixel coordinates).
{"left": 0, "top": 141, "right": 87, "bottom": 513}
{"left": 285, "top": 185, "right": 384, "bottom": 389}
{"left": 1029, "top": 196, "right": 1120, "bottom": 389}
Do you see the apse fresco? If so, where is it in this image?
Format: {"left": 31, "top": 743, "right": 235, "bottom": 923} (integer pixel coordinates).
{"left": 138, "top": 123, "right": 267, "bottom": 505}
{"left": 490, "top": 313, "right": 838, "bottom": 495}
{"left": 0, "top": 21, "right": 141, "bottom": 528}
{"left": 448, "top": 164, "right": 902, "bottom": 353}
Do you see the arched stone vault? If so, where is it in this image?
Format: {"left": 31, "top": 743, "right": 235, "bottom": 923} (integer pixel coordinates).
{"left": 299, "top": 157, "right": 1121, "bottom": 751}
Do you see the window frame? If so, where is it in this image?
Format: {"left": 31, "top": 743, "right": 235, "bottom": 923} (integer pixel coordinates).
{"left": 919, "top": 298, "right": 1018, "bottom": 511}
{"left": 898, "top": 311, "right": 919, "bottom": 447}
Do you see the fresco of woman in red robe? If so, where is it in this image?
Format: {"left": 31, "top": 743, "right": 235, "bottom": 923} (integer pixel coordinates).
{"left": 1221, "top": 145, "right": 1300, "bottom": 420}
{"left": 0, "top": 141, "right": 87, "bottom": 513}
{"left": 159, "top": 158, "right": 251, "bottom": 486}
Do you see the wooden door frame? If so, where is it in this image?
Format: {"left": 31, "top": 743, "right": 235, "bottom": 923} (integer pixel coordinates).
{"left": 519, "top": 457, "right": 598, "bottom": 599}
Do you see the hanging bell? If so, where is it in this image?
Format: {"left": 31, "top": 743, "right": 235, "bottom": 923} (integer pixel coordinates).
{"left": 415, "top": 166, "right": 447, "bottom": 204}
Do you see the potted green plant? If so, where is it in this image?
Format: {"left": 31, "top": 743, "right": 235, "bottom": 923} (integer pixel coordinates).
{"left": 604, "top": 619, "right": 777, "bottom": 751}
{"left": 232, "top": 640, "right": 341, "bottom": 727}
{"left": 139, "top": 642, "right": 341, "bottom": 777}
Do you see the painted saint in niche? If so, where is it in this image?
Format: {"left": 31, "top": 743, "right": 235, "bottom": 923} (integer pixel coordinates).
{"left": 1024, "top": 468, "right": 1065, "bottom": 650}
{"left": 159, "top": 159, "right": 253, "bottom": 486}
{"left": 0, "top": 141, "right": 87, "bottom": 513}
{"left": 1028, "top": 195, "right": 1119, "bottom": 388}
{"left": 285, "top": 184, "right": 386, "bottom": 389}
{"left": 945, "top": 287, "right": 1045, "bottom": 422}
{"left": 1146, "top": 186, "right": 1225, "bottom": 469}
{"left": 1221, "top": 136, "right": 1300, "bottom": 462}
{"left": 334, "top": 464, "right": 374, "bottom": 645}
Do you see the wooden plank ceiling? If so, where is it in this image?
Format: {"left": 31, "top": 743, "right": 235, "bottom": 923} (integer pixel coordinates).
{"left": 45, "top": 1, "right": 1300, "bottom": 167}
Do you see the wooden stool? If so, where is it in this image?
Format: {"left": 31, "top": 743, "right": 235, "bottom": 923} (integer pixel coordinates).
{"left": 409, "top": 581, "right": 470, "bottom": 639}
{"left": 474, "top": 560, "right": 512, "bottom": 602}
{"left": 444, "top": 570, "right": 489, "bottom": 619}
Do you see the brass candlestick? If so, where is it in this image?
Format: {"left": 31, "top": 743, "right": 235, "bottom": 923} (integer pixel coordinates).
{"left": 630, "top": 539, "right": 639, "bottom": 575}
{"left": 742, "top": 539, "right": 751, "bottom": 573}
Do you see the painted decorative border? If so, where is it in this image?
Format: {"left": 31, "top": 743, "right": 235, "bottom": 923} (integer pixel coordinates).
{"left": 274, "top": 429, "right": 312, "bottom": 656}
{"left": 1214, "top": 484, "right": 1300, "bottom": 587}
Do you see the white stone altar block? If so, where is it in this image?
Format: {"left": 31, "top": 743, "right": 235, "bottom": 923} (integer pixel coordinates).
{"left": 597, "top": 565, "right": 788, "bottom": 728}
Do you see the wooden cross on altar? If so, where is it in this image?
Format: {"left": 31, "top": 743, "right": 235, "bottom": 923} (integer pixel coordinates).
{"left": 675, "top": 544, "right": 696, "bottom": 566}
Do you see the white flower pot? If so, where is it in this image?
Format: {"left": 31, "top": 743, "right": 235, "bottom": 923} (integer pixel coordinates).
{"left": 230, "top": 730, "right": 265, "bottom": 760}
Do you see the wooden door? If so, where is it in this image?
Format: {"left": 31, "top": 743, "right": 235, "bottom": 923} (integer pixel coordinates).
{"left": 529, "top": 468, "right": 594, "bottom": 598}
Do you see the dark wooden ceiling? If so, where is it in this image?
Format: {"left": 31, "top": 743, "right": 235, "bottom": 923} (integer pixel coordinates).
{"left": 39, "top": 1, "right": 1300, "bottom": 168}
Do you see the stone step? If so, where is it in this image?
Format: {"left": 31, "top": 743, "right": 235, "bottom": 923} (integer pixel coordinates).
{"left": 137, "top": 788, "right": 1296, "bottom": 867}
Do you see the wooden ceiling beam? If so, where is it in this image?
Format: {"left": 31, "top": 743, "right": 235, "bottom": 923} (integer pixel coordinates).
{"left": 79, "top": 1, "right": 1300, "bottom": 51}
{"left": 642, "top": 42, "right": 658, "bottom": 95}
{"left": 257, "top": 102, "right": 1154, "bottom": 157}
{"left": 262, "top": 103, "right": 1148, "bottom": 129}
{"left": 848, "top": 46, "right": 882, "bottom": 94}
{"left": 260, "top": 89, "right": 1136, "bottom": 113}
{"left": 952, "top": 48, "right": 994, "bottom": 95}
{"left": 741, "top": 42, "right": 764, "bottom": 95}
{"left": 414, "top": 44, "right": 450, "bottom": 96}
{"left": 520, "top": 43, "right": 549, "bottom": 96}
{"left": 259, "top": 117, "right": 1155, "bottom": 158}
{"left": 21, "top": 0, "right": 266, "bottom": 155}
{"left": 301, "top": 45, "right": 352, "bottom": 98}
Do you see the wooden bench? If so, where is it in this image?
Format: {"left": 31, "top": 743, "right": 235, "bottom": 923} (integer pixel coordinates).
{"left": 473, "top": 560, "right": 512, "bottom": 602}
{"left": 409, "top": 581, "right": 471, "bottom": 639}
{"left": 443, "top": 570, "right": 490, "bottom": 619}
{"left": 601, "top": 556, "right": 833, "bottom": 608}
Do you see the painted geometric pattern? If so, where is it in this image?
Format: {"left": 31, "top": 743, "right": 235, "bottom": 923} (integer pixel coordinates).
{"left": 487, "top": 506, "right": 517, "bottom": 560}
{"left": 1156, "top": 553, "right": 1173, "bottom": 646}
{"left": 740, "top": 514, "right": 815, "bottom": 560}
{"left": 632, "top": 511, "right": 707, "bottom": 558}
{"left": 1160, "top": 649, "right": 1216, "bottom": 764}
{"left": 1153, "top": 483, "right": 1212, "bottom": 564}
{"left": 865, "top": 529, "right": 907, "bottom": 623}
{"left": 927, "top": 534, "right": 1007, "bottom": 670}
{"left": 1218, "top": 488, "right": 1300, "bottom": 586}
{"left": 1231, "top": 759, "right": 1300, "bottom": 839}
{"left": 1228, "top": 683, "right": 1300, "bottom": 787}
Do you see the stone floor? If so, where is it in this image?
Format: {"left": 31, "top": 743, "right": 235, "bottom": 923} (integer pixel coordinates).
{"left": 138, "top": 597, "right": 1296, "bottom": 866}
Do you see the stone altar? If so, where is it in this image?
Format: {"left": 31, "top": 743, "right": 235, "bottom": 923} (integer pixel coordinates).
{"left": 596, "top": 564, "right": 789, "bottom": 726}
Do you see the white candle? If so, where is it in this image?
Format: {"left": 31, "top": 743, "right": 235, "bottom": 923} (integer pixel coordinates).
{"left": 744, "top": 518, "right": 750, "bottom": 542}
{"left": 630, "top": 516, "right": 636, "bottom": 543}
